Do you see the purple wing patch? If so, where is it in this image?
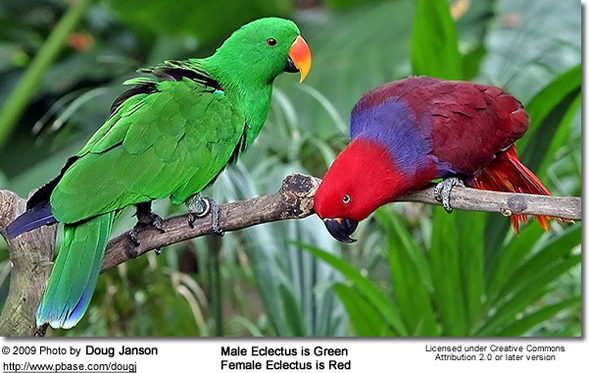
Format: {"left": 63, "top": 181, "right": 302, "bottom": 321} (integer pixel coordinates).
{"left": 351, "top": 97, "right": 451, "bottom": 178}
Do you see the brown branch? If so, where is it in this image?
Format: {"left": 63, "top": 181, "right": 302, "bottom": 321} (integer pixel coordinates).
{"left": 0, "top": 190, "right": 55, "bottom": 337}
{"left": 102, "top": 174, "right": 581, "bottom": 271}
{"left": 101, "top": 174, "right": 320, "bottom": 271}
{"left": 0, "top": 173, "right": 582, "bottom": 336}
{"left": 397, "top": 185, "right": 582, "bottom": 221}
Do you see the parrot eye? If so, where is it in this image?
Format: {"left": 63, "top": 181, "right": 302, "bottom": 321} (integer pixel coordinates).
{"left": 342, "top": 194, "right": 351, "bottom": 205}
{"left": 267, "top": 38, "right": 277, "bottom": 46}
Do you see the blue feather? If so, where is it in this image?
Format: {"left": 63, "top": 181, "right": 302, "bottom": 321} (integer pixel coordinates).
{"left": 36, "top": 212, "right": 114, "bottom": 329}
{"left": 6, "top": 202, "right": 56, "bottom": 239}
{"left": 351, "top": 96, "right": 453, "bottom": 178}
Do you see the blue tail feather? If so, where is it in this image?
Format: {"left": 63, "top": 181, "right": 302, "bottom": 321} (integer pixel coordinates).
{"left": 36, "top": 212, "right": 114, "bottom": 329}
{"left": 6, "top": 201, "right": 56, "bottom": 239}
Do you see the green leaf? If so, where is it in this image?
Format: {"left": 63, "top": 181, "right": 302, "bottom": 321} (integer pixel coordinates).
{"left": 411, "top": 0, "right": 462, "bottom": 79}
{"left": 477, "top": 254, "right": 580, "bottom": 336}
{"left": 485, "top": 223, "right": 545, "bottom": 303}
{"left": 333, "top": 284, "right": 395, "bottom": 336}
{"left": 376, "top": 211, "right": 438, "bottom": 336}
{"left": 517, "top": 63, "right": 581, "bottom": 176}
{"left": 497, "top": 297, "right": 581, "bottom": 337}
{"left": 518, "top": 64, "right": 581, "bottom": 152}
{"left": 376, "top": 210, "right": 431, "bottom": 286}
{"left": 454, "top": 210, "right": 485, "bottom": 335}
{"left": 0, "top": 0, "right": 94, "bottom": 150}
{"left": 461, "top": 43, "right": 486, "bottom": 81}
{"left": 496, "top": 225, "right": 581, "bottom": 302}
{"left": 519, "top": 89, "right": 581, "bottom": 175}
{"left": 454, "top": 0, "right": 494, "bottom": 80}
{"left": 483, "top": 215, "right": 511, "bottom": 266}
{"left": 481, "top": 225, "right": 581, "bottom": 336}
{"left": 279, "top": 283, "right": 306, "bottom": 336}
{"left": 324, "top": 0, "right": 391, "bottom": 11}
{"left": 104, "top": 0, "right": 294, "bottom": 47}
{"left": 530, "top": 92, "right": 581, "bottom": 179}
{"left": 298, "top": 243, "right": 408, "bottom": 336}
{"left": 429, "top": 208, "right": 466, "bottom": 336}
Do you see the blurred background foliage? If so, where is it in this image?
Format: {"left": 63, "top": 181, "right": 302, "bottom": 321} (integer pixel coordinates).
{"left": 0, "top": 0, "right": 581, "bottom": 336}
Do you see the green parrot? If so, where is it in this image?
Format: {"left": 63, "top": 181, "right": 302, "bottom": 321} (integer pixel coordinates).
{"left": 7, "top": 17, "right": 311, "bottom": 329}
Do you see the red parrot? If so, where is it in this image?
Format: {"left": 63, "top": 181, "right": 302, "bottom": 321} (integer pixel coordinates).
{"left": 314, "top": 76, "right": 551, "bottom": 242}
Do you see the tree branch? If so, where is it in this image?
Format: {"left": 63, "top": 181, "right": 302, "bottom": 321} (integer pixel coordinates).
{"left": 0, "top": 190, "right": 55, "bottom": 336}
{"left": 101, "top": 173, "right": 321, "bottom": 272}
{"left": 397, "top": 184, "right": 582, "bottom": 221}
{"left": 0, "top": 173, "right": 582, "bottom": 336}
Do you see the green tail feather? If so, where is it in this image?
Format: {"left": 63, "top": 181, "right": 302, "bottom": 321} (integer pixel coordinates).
{"left": 36, "top": 212, "right": 115, "bottom": 329}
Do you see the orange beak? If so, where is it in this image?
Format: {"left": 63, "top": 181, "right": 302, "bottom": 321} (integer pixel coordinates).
{"left": 288, "top": 35, "right": 311, "bottom": 82}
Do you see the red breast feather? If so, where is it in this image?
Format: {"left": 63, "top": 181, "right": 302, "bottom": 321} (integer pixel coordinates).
{"left": 314, "top": 139, "right": 407, "bottom": 222}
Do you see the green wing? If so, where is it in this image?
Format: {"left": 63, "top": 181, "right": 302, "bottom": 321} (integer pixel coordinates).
{"left": 51, "top": 62, "right": 244, "bottom": 224}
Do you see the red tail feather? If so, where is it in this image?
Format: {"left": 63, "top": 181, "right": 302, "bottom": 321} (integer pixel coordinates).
{"left": 471, "top": 146, "right": 551, "bottom": 233}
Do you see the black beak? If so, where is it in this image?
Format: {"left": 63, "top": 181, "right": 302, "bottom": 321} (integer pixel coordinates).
{"left": 323, "top": 218, "right": 358, "bottom": 243}
{"left": 284, "top": 56, "right": 299, "bottom": 73}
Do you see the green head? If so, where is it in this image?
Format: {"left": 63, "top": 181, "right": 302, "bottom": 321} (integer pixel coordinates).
{"left": 206, "top": 17, "right": 311, "bottom": 87}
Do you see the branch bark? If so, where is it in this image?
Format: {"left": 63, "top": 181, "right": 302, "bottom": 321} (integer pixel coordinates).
{"left": 0, "top": 190, "right": 55, "bottom": 336}
{"left": 397, "top": 185, "right": 582, "bottom": 220}
{"left": 101, "top": 173, "right": 320, "bottom": 272}
{"left": 0, "top": 173, "right": 582, "bottom": 336}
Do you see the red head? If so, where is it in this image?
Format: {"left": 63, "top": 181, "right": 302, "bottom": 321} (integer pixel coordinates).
{"left": 314, "top": 138, "right": 407, "bottom": 242}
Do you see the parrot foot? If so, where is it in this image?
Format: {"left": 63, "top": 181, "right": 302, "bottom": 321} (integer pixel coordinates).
{"left": 187, "top": 195, "right": 224, "bottom": 236}
{"left": 188, "top": 194, "right": 210, "bottom": 220}
{"left": 35, "top": 324, "right": 48, "bottom": 337}
{"left": 434, "top": 177, "right": 465, "bottom": 213}
{"left": 128, "top": 228, "right": 141, "bottom": 247}
{"left": 129, "top": 202, "right": 166, "bottom": 246}
{"left": 208, "top": 199, "right": 223, "bottom": 236}
{"left": 135, "top": 202, "right": 165, "bottom": 232}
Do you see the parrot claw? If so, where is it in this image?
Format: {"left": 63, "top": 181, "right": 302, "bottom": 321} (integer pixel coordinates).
{"left": 35, "top": 324, "right": 48, "bottom": 337}
{"left": 128, "top": 228, "right": 140, "bottom": 247}
{"left": 152, "top": 216, "right": 165, "bottom": 232}
{"left": 187, "top": 195, "right": 223, "bottom": 235}
{"left": 187, "top": 214, "right": 195, "bottom": 229}
{"left": 208, "top": 198, "right": 223, "bottom": 236}
{"left": 135, "top": 209, "right": 165, "bottom": 233}
{"left": 189, "top": 195, "right": 211, "bottom": 218}
{"left": 434, "top": 177, "right": 465, "bottom": 213}
{"left": 129, "top": 202, "right": 166, "bottom": 246}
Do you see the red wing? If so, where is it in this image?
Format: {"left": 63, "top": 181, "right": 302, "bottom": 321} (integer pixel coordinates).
{"left": 425, "top": 80, "right": 528, "bottom": 175}
{"left": 361, "top": 77, "right": 529, "bottom": 176}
